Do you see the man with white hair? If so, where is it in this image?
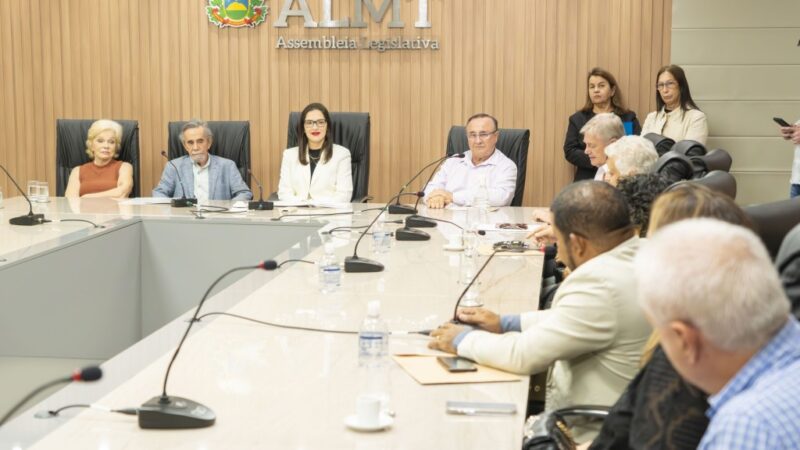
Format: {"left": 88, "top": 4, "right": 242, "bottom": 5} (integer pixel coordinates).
{"left": 604, "top": 135, "right": 659, "bottom": 186}
{"left": 580, "top": 113, "right": 625, "bottom": 182}
{"left": 635, "top": 219, "right": 800, "bottom": 449}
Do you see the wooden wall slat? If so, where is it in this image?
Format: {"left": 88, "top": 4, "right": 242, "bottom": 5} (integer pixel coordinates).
{"left": 0, "top": 0, "right": 670, "bottom": 206}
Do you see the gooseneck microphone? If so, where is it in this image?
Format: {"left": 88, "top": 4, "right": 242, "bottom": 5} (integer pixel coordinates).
{"left": 451, "top": 251, "right": 498, "bottom": 321}
{"left": 0, "top": 164, "right": 47, "bottom": 226}
{"left": 388, "top": 153, "right": 466, "bottom": 215}
{"left": 138, "top": 259, "right": 279, "bottom": 429}
{"left": 160, "top": 151, "right": 197, "bottom": 208}
{"left": 247, "top": 169, "right": 274, "bottom": 211}
{"left": 345, "top": 191, "right": 424, "bottom": 273}
{"left": 0, "top": 366, "right": 102, "bottom": 426}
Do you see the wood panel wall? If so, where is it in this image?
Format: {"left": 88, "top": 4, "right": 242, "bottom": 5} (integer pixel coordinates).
{"left": 0, "top": 0, "right": 671, "bottom": 206}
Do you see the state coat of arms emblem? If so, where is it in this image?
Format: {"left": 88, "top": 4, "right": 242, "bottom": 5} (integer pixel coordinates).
{"left": 207, "top": 0, "right": 268, "bottom": 28}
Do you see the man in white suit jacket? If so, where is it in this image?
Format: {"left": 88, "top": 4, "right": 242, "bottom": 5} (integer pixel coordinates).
{"left": 277, "top": 143, "right": 353, "bottom": 203}
{"left": 430, "top": 181, "right": 650, "bottom": 420}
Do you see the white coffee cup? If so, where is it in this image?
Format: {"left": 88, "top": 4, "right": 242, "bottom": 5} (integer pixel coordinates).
{"left": 355, "top": 394, "right": 381, "bottom": 428}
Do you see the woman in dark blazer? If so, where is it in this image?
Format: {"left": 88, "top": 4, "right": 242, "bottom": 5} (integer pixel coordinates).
{"left": 564, "top": 68, "right": 641, "bottom": 181}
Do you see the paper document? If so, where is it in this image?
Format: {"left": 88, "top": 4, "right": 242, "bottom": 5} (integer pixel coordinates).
{"left": 119, "top": 197, "right": 172, "bottom": 205}
{"left": 392, "top": 355, "right": 523, "bottom": 385}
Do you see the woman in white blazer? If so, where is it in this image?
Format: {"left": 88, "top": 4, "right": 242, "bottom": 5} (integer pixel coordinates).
{"left": 278, "top": 103, "right": 353, "bottom": 203}
{"left": 641, "top": 65, "right": 708, "bottom": 144}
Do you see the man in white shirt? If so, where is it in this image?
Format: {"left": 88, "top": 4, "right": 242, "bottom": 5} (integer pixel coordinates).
{"left": 153, "top": 120, "right": 252, "bottom": 202}
{"left": 424, "top": 113, "right": 517, "bottom": 208}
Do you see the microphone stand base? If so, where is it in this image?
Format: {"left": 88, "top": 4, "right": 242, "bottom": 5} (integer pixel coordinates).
{"left": 171, "top": 198, "right": 197, "bottom": 208}
{"left": 138, "top": 395, "right": 215, "bottom": 429}
{"left": 9, "top": 213, "right": 45, "bottom": 226}
{"left": 248, "top": 200, "right": 274, "bottom": 211}
{"left": 388, "top": 204, "right": 417, "bottom": 215}
{"left": 344, "top": 256, "right": 384, "bottom": 273}
{"left": 406, "top": 215, "right": 437, "bottom": 228}
{"left": 395, "top": 227, "right": 431, "bottom": 241}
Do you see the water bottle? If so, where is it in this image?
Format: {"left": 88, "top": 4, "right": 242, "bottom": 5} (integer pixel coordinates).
{"left": 371, "top": 215, "right": 391, "bottom": 254}
{"left": 473, "top": 174, "right": 490, "bottom": 209}
{"left": 358, "top": 301, "right": 390, "bottom": 408}
{"left": 318, "top": 241, "right": 341, "bottom": 294}
{"left": 358, "top": 301, "right": 389, "bottom": 366}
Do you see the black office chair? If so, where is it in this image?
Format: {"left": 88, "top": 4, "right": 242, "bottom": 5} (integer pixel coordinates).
{"left": 776, "top": 223, "right": 800, "bottom": 319}
{"left": 653, "top": 150, "right": 695, "bottom": 183}
{"left": 55, "top": 119, "right": 141, "bottom": 197}
{"left": 693, "top": 148, "right": 732, "bottom": 173}
{"left": 446, "top": 126, "right": 531, "bottom": 206}
{"left": 671, "top": 140, "right": 707, "bottom": 157}
{"left": 667, "top": 170, "right": 737, "bottom": 199}
{"left": 643, "top": 133, "right": 675, "bottom": 156}
{"left": 286, "top": 112, "right": 371, "bottom": 202}
{"left": 744, "top": 197, "right": 800, "bottom": 260}
{"left": 167, "top": 121, "right": 251, "bottom": 185}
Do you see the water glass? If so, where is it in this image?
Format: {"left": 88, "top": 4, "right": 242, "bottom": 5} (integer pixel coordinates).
{"left": 27, "top": 180, "right": 39, "bottom": 202}
{"left": 36, "top": 181, "right": 49, "bottom": 203}
{"left": 459, "top": 253, "right": 478, "bottom": 285}
{"left": 462, "top": 230, "right": 478, "bottom": 257}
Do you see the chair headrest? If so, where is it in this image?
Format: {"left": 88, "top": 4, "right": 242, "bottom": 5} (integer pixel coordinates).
{"left": 643, "top": 133, "right": 675, "bottom": 156}
{"left": 672, "top": 140, "right": 707, "bottom": 157}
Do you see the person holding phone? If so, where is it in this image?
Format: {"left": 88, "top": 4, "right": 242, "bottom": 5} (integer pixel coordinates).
{"left": 777, "top": 117, "right": 800, "bottom": 198}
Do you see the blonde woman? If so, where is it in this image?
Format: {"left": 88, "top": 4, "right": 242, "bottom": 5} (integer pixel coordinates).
{"left": 65, "top": 119, "right": 133, "bottom": 198}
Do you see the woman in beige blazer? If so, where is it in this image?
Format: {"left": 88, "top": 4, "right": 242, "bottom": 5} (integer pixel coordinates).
{"left": 278, "top": 103, "right": 353, "bottom": 203}
{"left": 641, "top": 65, "right": 708, "bottom": 144}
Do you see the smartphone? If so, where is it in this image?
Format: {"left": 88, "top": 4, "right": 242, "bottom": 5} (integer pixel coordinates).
{"left": 774, "top": 117, "right": 792, "bottom": 127}
{"left": 445, "top": 401, "right": 517, "bottom": 415}
{"left": 437, "top": 356, "right": 478, "bottom": 372}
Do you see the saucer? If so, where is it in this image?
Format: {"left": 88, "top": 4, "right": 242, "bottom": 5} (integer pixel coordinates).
{"left": 443, "top": 244, "right": 464, "bottom": 251}
{"left": 344, "top": 413, "right": 394, "bottom": 432}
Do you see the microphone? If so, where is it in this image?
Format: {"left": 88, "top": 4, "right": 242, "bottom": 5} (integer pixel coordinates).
{"left": 0, "top": 366, "right": 102, "bottom": 426}
{"left": 0, "top": 164, "right": 47, "bottom": 226}
{"left": 396, "top": 214, "right": 486, "bottom": 241}
{"left": 451, "top": 251, "right": 498, "bottom": 321}
{"left": 388, "top": 153, "right": 466, "bottom": 215}
{"left": 247, "top": 169, "right": 274, "bottom": 211}
{"left": 160, "top": 151, "right": 197, "bottom": 208}
{"left": 345, "top": 191, "right": 425, "bottom": 273}
{"left": 138, "top": 259, "right": 278, "bottom": 429}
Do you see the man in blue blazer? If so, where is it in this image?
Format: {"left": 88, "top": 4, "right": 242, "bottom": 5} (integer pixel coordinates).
{"left": 153, "top": 120, "right": 253, "bottom": 201}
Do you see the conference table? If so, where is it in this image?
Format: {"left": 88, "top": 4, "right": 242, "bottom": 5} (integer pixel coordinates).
{"left": 0, "top": 196, "right": 543, "bottom": 449}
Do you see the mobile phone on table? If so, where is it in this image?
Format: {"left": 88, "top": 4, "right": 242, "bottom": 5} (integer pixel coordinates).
{"left": 437, "top": 356, "right": 478, "bottom": 372}
{"left": 445, "top": 401, "right": 517, "bottom": 415}
{"left": 774, "top": 117, "right": 792, "bottom": 127}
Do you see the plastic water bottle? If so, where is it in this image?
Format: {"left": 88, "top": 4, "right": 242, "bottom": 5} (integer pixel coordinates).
{"left": 473, "top": 173, "right": 490, "bottom": 209}
{"left": 358, "top": 301, "right": 389, "bottom": 365}
{"left": 318, "top": 241, "right": 341, "bottom": 294}
{"left": 371, "top": 215, "right": 391, "bottom": 254}
{"left": 358, "top": 301, "right": 390, "bottom": 408}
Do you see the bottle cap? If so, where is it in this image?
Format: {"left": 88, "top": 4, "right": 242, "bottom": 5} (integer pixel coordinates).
{"left": 367, "top": 300, "right": 380, "bottom": 317}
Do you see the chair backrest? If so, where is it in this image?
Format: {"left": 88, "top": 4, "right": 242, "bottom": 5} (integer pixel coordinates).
{"left": 445, "top": 126, "right": 531, "bottom": 207}
{"left": 667, "top": 170, "right": 737, "bottom": 199}
{"left": 775, "top": 222, "right": 800, "bottom": 319}
{"left": 55, "top": 119, "right": 141, "bottom": 197}
{"left": 653, "top": 150, "right": 695, "bottom": 183}
{"left": 695, "top": 148, "right": 732, "bottom": 173}
{"left": 643, "top": 133, "right": 675, "bottom": 156}
{"left": 745, "top": 197, "right": 800, "bottom": 260}
{"left": 671, "top": 139, "right": 707, "bottom": 157}
{"left": 287, "top": 112, "right": 370, "bottom": 202}
{"left": 168, "top": 121, "right": 251, "bottom": 185}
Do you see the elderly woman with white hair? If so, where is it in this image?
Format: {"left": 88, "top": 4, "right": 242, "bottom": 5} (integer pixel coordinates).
{"left": 580, "top": 113, "right": 626, "bottom": 182}
{"left": 64, "top": 119, "right": 133, "bottom": 198}
{"left": 603, "top": 135, "right": 659, "bottom": 187}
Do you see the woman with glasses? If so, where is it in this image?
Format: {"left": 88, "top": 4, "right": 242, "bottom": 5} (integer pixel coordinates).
{"left": 564, "top": 68, "right": 641, "bottom": 181}
{"left": 278, "top": 103, "right": 353, "bottom": 203}
{"left": 641, "top": 65, "right": 708, "bottom": 144}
